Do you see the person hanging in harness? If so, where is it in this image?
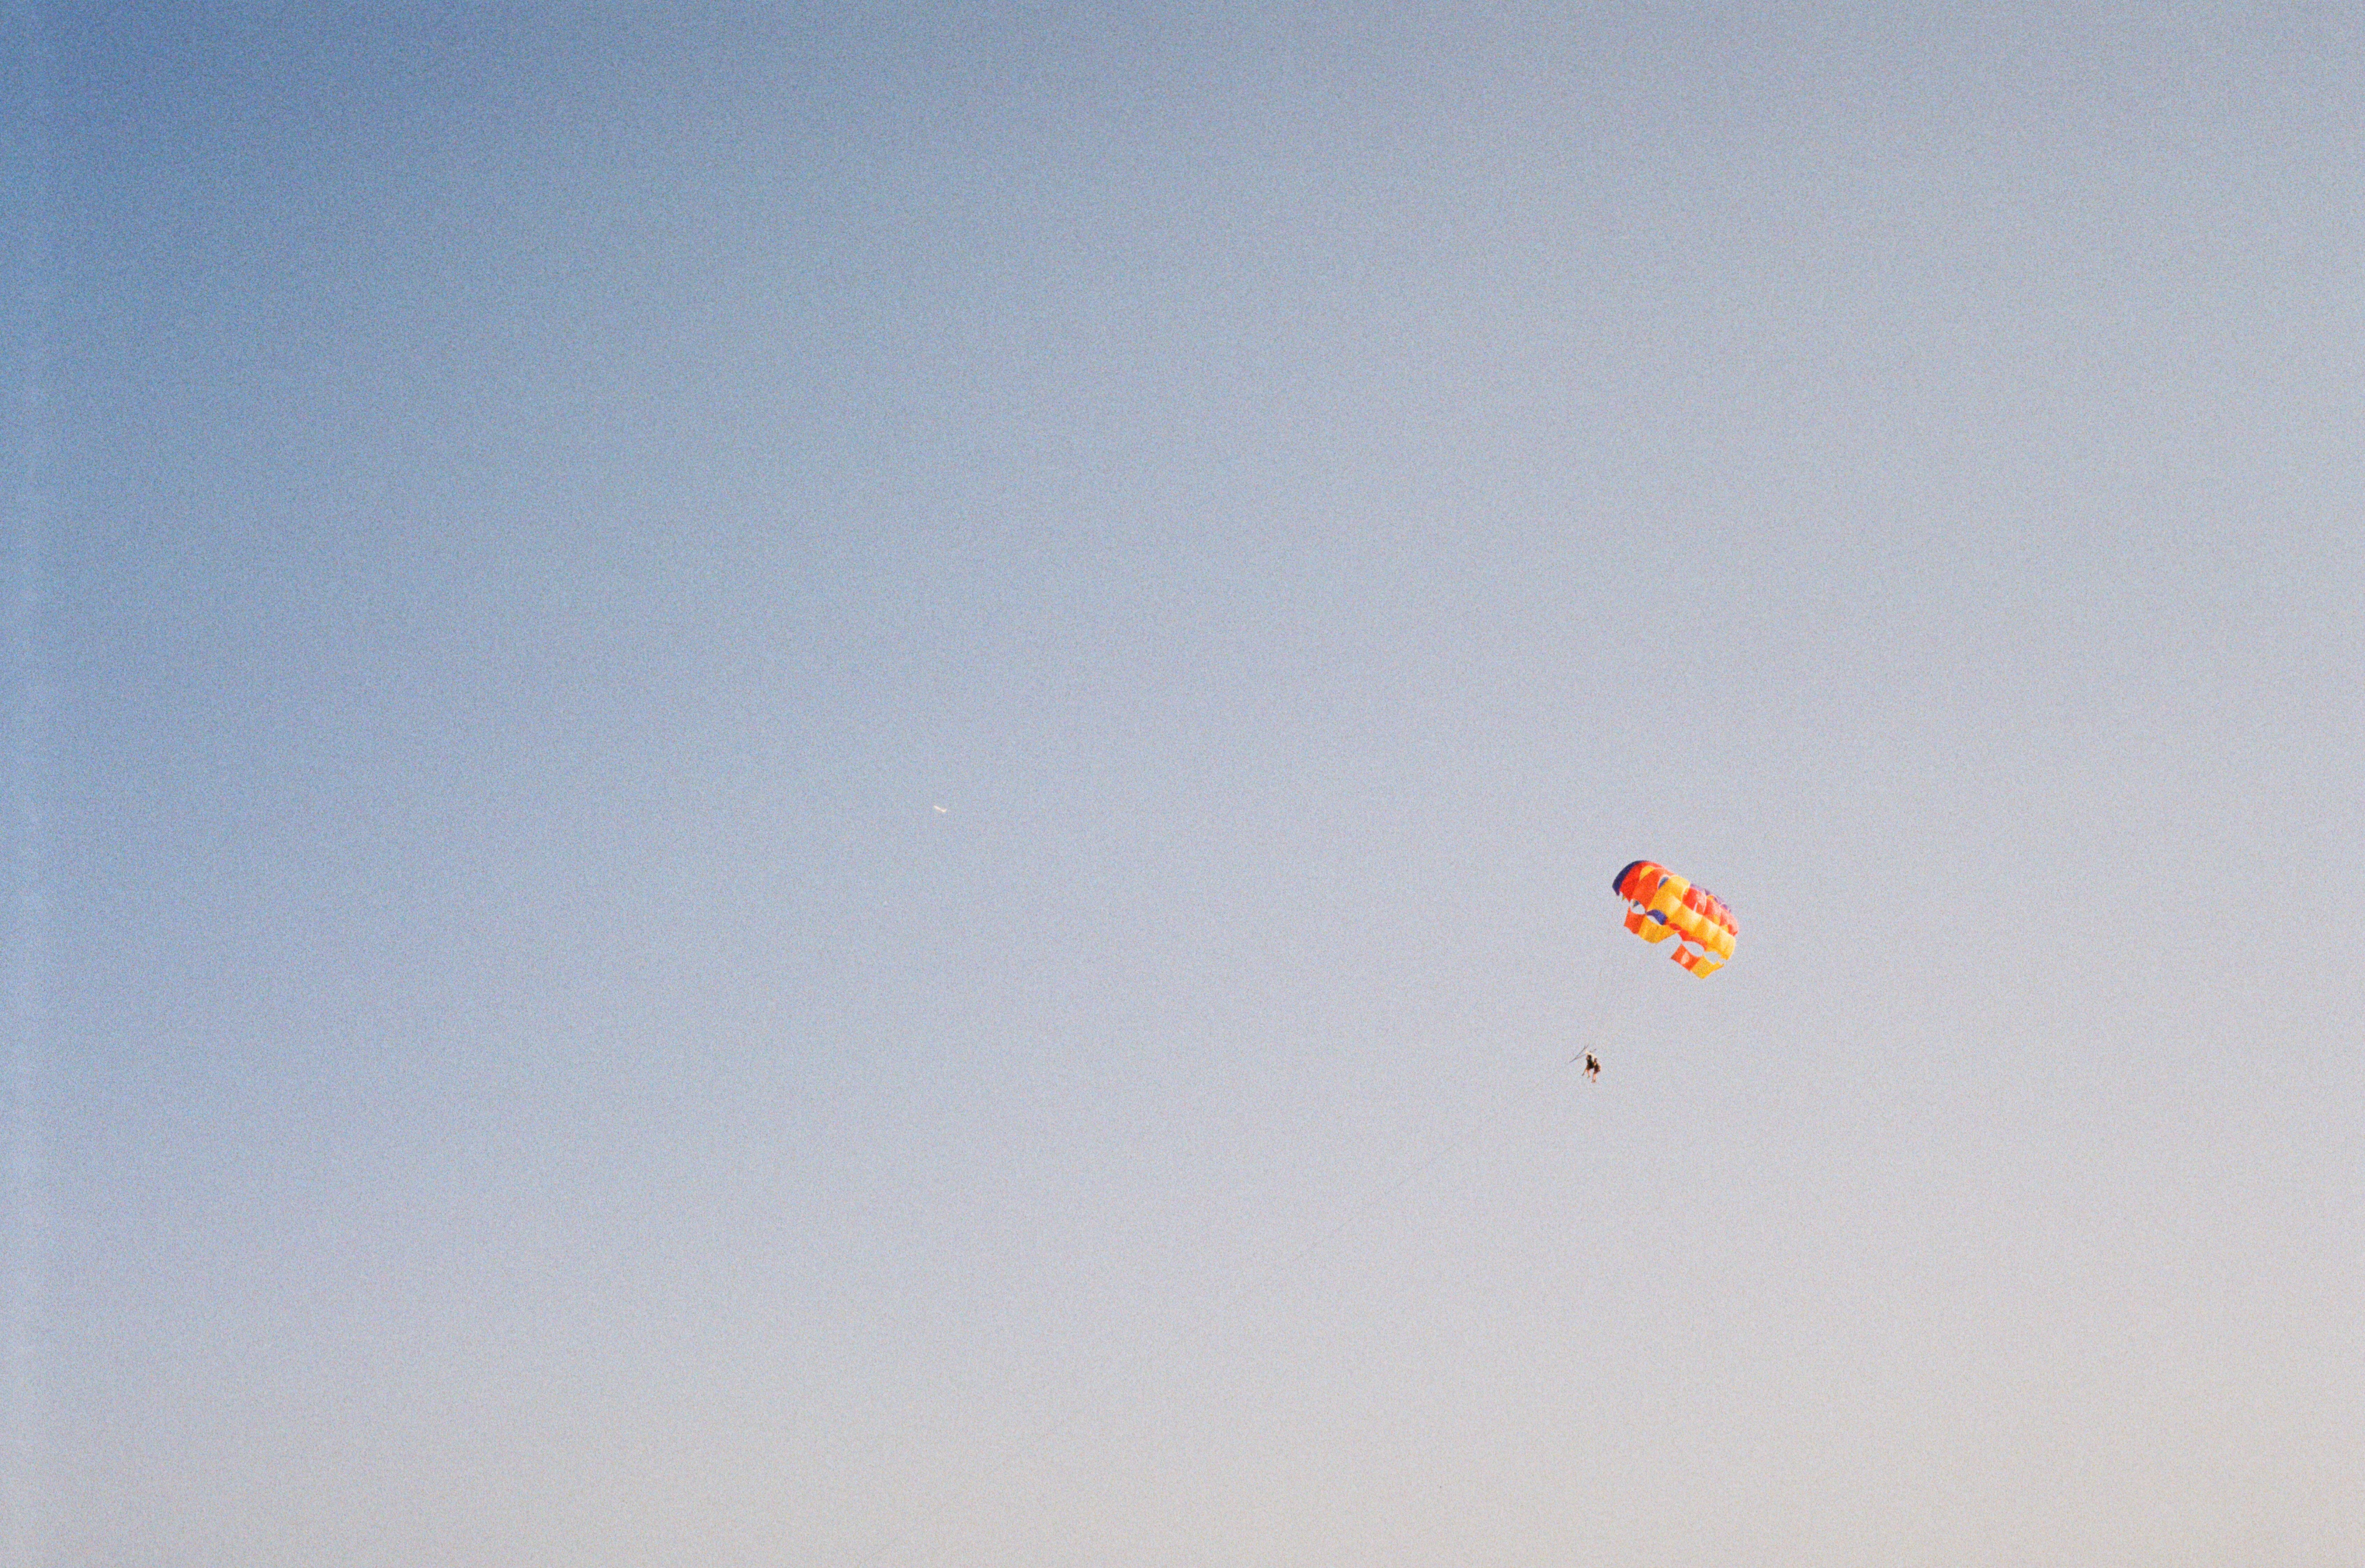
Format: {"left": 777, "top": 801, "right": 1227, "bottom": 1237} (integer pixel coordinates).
{"left": 1583, "top": 1052, "right": 1601, "bottom": 1082}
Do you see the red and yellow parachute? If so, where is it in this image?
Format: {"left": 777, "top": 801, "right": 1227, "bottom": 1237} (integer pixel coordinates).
{"left": 1612, "top": 860, "right": 1737, "bottom": 977}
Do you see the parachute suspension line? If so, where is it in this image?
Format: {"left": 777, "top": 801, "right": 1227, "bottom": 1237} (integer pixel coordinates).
{"left": 1571, "top": 907, "right": 1631, "bottom": 1067}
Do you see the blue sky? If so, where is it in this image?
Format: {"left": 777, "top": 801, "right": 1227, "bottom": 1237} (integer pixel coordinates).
{"left": 23, "top": 3, "right": 2365, "bottom": 1562}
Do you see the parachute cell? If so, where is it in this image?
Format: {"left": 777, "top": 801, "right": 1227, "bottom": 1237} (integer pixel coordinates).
{"left": 1611, "top": 859, "right": 1736, "bottom": 977}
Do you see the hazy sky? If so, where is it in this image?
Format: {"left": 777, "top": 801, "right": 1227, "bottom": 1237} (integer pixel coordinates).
{"left": 24, "top": 2, "right": 2365, "bottom": 1563}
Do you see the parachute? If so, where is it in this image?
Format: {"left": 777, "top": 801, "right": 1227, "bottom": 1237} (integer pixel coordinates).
{"left": 1612, "top": 859, "right": 1737, "bottom": 977}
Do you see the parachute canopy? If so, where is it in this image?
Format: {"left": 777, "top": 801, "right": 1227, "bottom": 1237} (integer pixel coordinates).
{"left": 1612, "top": 859, "right": 1737, "bottom": 977}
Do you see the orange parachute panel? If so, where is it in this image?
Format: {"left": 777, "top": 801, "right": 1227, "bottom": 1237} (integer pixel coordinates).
{"left": 1611, "top": 859, "right": 1737, "bottom": 977}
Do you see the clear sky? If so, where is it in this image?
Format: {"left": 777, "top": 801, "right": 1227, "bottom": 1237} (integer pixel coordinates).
{"left": 26, "top": 2, "right": 2365, "bottom": 1563}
